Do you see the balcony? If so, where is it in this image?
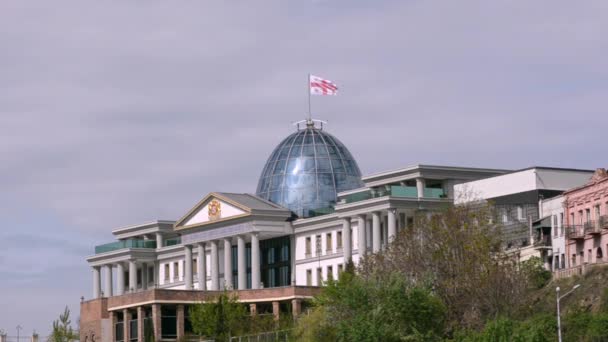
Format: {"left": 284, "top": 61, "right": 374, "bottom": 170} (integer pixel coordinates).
{"left": 584, "top": 221, "right": 602, "bottom": 235}
{"left": 95, "top": 239, "right": 157, "bottom": 254}
{"left": 342, "top": 186, "right": 446, "bottom": 204}
{"left": 566, "top": 225, "right": 585, "bottom": 240}
{"left": 601, "top": 215, "right": 608, "bottom": 229}
{"left": 533, "top": 236, "right": 551, "bottom": 249}
{"left": 164, "top": 237, "right": 182, "bottom": 247}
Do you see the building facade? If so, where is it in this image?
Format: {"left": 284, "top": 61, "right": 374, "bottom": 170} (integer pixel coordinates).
{"left": 563, "top": 169, "right": 608, "bottom": 275}
{"left": 81, "top": 121, "right": 513, "bottom": 342}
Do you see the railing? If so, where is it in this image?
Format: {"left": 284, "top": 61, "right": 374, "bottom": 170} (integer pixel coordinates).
{"left": 566, "top": 225, "right": 585, "bottom": 240}
{"left": 584, "top": 220, "right": 602, "bottom": 235}
{"left": 164, "top": 237, "right": 182, "bottom": 247}
{"left": 342, "top": 185, "right": 446, "bottom": 204}
{"left": 533, "top": 235, "right": 551, "bottom": 248}
{"left": 554, "top": 260, "right": 608, "bottom": 279}
{"left": 600, "top": 215, "right": 608, "bottom": 229}
{"left": 230, "top": 330, "right": 291, "bottom": 342}
{"left": 95, "top": 239, "right": 157, "bottom": 254}
{"left": 309, "top": 206, "right": 335, "bottom": 217}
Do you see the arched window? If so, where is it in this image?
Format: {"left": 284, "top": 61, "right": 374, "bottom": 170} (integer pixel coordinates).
{"left": 597, "top": 247, "right": 603, "bottom": 262}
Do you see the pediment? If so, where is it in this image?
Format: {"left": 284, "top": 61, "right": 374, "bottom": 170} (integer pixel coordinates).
{"left": 175, "top": 193, "right": 251, "bottom": 229}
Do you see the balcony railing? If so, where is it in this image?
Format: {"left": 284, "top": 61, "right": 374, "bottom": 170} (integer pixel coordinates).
{"left": 533, "top": 236, "right": 551, "bottom": 248}
{"left": 95, "top": 239, "right": 157, "bottom": 254}
{"left": 566, "top": 225, "right": 585, "bottom": 240}
{"left": 164, "top": 237, "right": 182, "bottom": 247}
{"left": 342, "top": 186, "right": 446, "bottom": 204}
{"left": 584, "top": 221, "right": 602, "bottom": 235}
{"left": 600, "top": 215, "right": 608, "bottom": 229}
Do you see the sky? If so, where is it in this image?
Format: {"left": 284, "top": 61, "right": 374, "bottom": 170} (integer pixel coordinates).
{"left": 1, "top": 0, "right": 608, "bottom": 336}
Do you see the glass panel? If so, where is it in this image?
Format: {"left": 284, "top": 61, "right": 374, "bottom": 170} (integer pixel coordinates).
{"left": 302, "top": 145, "right": 315, "bottom": 157}
{"left": 316, "top": 158, "right": 332, "bottom": 172}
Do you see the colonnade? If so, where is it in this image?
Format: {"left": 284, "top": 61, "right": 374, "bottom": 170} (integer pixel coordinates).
{"left": 341, "top": 207, "right": 400, "bottom": 262}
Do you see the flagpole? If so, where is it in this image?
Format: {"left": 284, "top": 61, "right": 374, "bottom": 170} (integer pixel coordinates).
{"left": 308, "top": 73, "right": 311, "bottom": 121}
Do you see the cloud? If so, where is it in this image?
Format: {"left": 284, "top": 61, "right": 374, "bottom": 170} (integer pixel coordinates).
{"left": 1, "top": 0, "right": 607, "bottom": 334}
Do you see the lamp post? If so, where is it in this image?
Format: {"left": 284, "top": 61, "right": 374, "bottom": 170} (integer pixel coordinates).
{"left": 557, "top": 284, "right": 580, "bottom": 342}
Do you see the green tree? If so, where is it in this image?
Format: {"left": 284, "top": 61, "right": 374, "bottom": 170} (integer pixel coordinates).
{"left": 49, "top": 306, "right": 78, "bottom": 342}
{"left": 520, "top": 256, "right": 552, "bottom": 289}
{"left": 189, "top": 291, "right": 247, "bottom": 342}
{"left": 295, "top": 269, "right": 446, "bottom": 342}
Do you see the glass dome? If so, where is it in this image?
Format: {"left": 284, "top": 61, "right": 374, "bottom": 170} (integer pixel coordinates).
{"left": 256, "top": 122, "right": 364, "bottom": 218}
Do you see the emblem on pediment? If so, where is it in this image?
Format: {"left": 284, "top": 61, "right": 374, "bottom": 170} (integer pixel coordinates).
{"left": 590, "top": 168, "right": 608, "bottom": 183}
{"left": 208, "top": 199, "right": 222, "bottom": 221}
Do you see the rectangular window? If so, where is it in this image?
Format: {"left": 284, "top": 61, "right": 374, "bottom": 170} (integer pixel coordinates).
{"left": 561, "top": 254, "right": 565, "bottom": 269}
{"left": 588, "top": 249, "right": 592, "bottom": 263}
{"left": 517, "top": 206, "right": 524, "bottom": 220}
{"left": 148, "top": 266, "right": 154, "bottom": 284}
{"left": 173, "top": 262, "right": 179, "bottom": 281}
{"left": 579, "top": 210, "right": 584, "bottom": 225}
{"left": 305, "top": 237, "right": 312, "bottom": 256}
{"left": 337, "top": 264, "right": 344, "bottom": 276}
{"left": 326, "top": 233, "right": 333, "bottom": 253}
{"left": 193, "top": 259, "right": 197, "bottom": 275}
{"left": 570, "top": 213, "right": 575, "bottom": 225}
{"left": 337, "top": 231, "right": 343, "bottom": 250}
{"left": 586, "top": 209, "right": 591, "bottom": 223}
{"left": 316, "top": 267, "right": 323, "bottom": 285}
{"left": 164, "top": 264, "right": 170, "bottom": 281}
{"left": 560, "top": 213, "right": 564, "bottom": 236}
{"left": 306, "top": 269, "right": 312, "bottom": 286}
{"left": 595, "top": 205, "right": 601, "bottom": 220}
{"left": 315, "top": 235, "right": 322, "bottom": 255}
{"left": 327, "top": 266, "right": 333, "bottom": 281}
{"left": 572, "top": 254, "right": 577, "bottom": 266}
{"left": 553, "top": 215, "right": 558, "bottom": 237}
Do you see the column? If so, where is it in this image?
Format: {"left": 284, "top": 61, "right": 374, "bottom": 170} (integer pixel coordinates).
{"left": 116, "top": 263, "right": 125, "bottom": 295}
{"left": 153, "top": 261, "right": 159, "bottom": 288}
{"left": 137, "top": 306, "right": 144, "bottom": 342}
{"left": 237, "top": 235, "right": 246, "bottom": 290}
{"left": 342, "top": 218, "right": 352, "bottom": 263}
{"left": 129, "top": 260, "right": 137, "bottom": 293}
{"left": 184, "top": 245, "right": 193, "bottom": 290}
{"left": 249, "top": 303, "right": 257, "bottom": 316}
{"left": 416, "top": 177, "right": 425, "bottom": 198}
{"left": 292, "top": 299, "right": 302, "bottom": 317}
{"left": 210, "top": 240, "right": 219, "bottom": 290}
{"left": 103, "top": 264, "right": 113, "bottom": 297}
{"left": 290, "top": 235, "right": 296, "bottom": 286}
{"left": 152, "top": 304, "right": 162, "bottom": 341}
{"left": 251, "top": 233, "right": 261, "bottom": 289}
{"left": 372, "top": 212, "right": 381, "bottom": 253}
{"left": 197, "top": 243, "right": 206, "bottom": 290}
{"left": 357, "top": 215, "right": 367, "bottom": 257}
{"left": 109, "top": 311, "right": 116, "bottom": 342}
{"left": 123, "top": 309, "right": 131, "bottom": 342}
{"left": 93, "top": 266, "right": 101, "bottom": 298}
{"left": 272, "top": 301, "right": 280, "bottom": 321}
{"left": 223, "top": 238, "right": 233, "bottom": 289}
{"left": 388, "top": 208, "right": 397, "bottom": 242}
{"left": 156, "top": 232, "right": 163, "bottom": 248}
{"left": 176, "top": 304, "right": 185, "bottom": 339}
{"left": 141, "top": 263, "right": 148, "bottom": 291}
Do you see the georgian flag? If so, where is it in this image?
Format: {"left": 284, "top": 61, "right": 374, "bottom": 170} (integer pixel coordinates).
{"left": 309, "top": 75, "right": 338, "bottom": 95}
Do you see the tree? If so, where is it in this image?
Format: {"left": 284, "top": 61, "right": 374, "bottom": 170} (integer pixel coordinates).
{"left": 294, "top": 267, "right": 446, "bottom": 342}
{"left": 49, "top": 306, "right": 78, "bottom": 342}
{"left": 189, "top": 291, "right": 247, "bottom": 342}
{"left": 359, "top": 202, "right": 531, "bottom": 332}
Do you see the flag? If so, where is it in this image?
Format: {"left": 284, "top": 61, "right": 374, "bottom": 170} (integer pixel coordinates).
{"left": 309, "top": 75, "right": 338, "bottom": 95}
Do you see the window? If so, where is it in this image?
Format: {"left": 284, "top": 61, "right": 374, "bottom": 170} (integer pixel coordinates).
{"left": 553, "top": 215, "right": 558, "bottom": 237}
{"left": 554, "top": 255, "right": 560, "bottom": 271}
{"left": 570, "top": 213, "right": 575, "bottom": 226}
{"left": 595, "top": 205, "right": 601, "bottom": 220}
{"left": 572, "top": 254, "right": 577, "bottom": 266}
{"left": 560, "top": 213, "right": 564, "bottom": 236}
{"left": 305, "top": 237, "right": 312, "bottom": 256}
{"left": 148, "top": 266, "right": 154, "bottom": 284}
{"left": 337, "top": 264, "right": 344, "bottom": 276}
{"left": 173, "top": 262, "right": 179, "bottom": 280}
{"left": 315, "top": 235, "right": 322, "bottom": 255}
{"left": 502, "top": 208, "right": 509, "bottom": 223}
{"left": 337, "top": 231, "right": 343, "bottom": 250}
{"left": 316, "top": 267, "right": 323, "bottom": 285}
{"left": 517, "top": 206, "right": 524, "bottom": 220}
{"left": 306, "top": 269, "right": 312, "bottom": 286}
{"left": 193, "top": 259, "right": 197, "bottom": 276}
{"left": 327, "top": 266, "right": 333, "bottom": 281}
{"left": 561, "top": 254, "right": 565, "bottom": 269}
{"left": 326, "top": 233, "right": 333, "bottom": 253}
{"left": 588, "top": 249, "right": 592, "bottom": 263}
{"left": 586, "top": 209, "right": 591, "bottom": 223}
{"left": 579, "top": 210, "right": 584, "bottom": 225}
{"left": 164, "top": 264, "right": 170, "bottom": 281}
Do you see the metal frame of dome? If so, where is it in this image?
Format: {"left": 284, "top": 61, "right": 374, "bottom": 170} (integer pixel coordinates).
{"left": 256, "top": 119, "right": 364, "bottom": 218}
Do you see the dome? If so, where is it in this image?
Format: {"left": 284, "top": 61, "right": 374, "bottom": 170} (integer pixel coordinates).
{"left": 256, "top": 122, "right": 364, "bottom": 217}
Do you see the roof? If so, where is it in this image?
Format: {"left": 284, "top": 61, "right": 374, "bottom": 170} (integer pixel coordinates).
{"left": 215, "top": 192, "right": 288, "bottom": 211}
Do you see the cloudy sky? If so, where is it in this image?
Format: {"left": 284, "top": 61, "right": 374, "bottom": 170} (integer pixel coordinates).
{"left": 1, "top": 0, "right": 607, "bottom": 335}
